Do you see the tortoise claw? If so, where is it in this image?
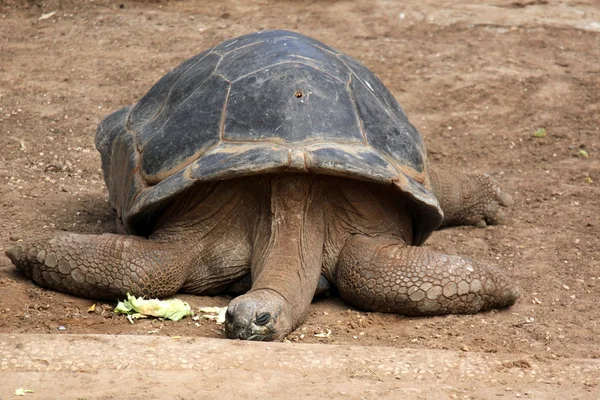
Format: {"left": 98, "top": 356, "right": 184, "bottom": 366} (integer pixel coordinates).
{"left": 482, "top": 175, "right": 512, "bottom": 225}
{"left": 496, "top": 185, "right": 514, "bottom": 207}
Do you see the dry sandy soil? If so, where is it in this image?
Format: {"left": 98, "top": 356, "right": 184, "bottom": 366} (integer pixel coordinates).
{"left": 0, "top": 0, "right": 599, "bottom": 398}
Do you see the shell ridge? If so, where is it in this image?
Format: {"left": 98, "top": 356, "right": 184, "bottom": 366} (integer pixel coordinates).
{"left": 222, "top": 40, "right": 264, "bottom": 55}
{"left": 336, "top": 55, "right": 409, "bottom": 128}
{"left": 311, "top": 43, "right": 340, "bottom": 56}
{"left": 219, "top": 82, "right": 232, "bottom": 141}
{"left": 230, "top": 60, "right": 345, "bottom": 84}
{"left": 346, "top": 74, "right": 368, "bottom": 145}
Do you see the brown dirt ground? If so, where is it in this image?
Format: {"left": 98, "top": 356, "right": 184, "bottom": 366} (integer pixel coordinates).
{"left": 0, "top": 0, "right": 599, "bottom": 397}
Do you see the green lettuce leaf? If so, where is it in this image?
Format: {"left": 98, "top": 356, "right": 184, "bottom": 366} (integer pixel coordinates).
{"left": 114, "top": 293, "right": 192, "bottom": 321}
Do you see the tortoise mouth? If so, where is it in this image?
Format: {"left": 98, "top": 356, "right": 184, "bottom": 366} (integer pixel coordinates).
{"left": 224, "top": 317, "right": 277, "bottom": 341}
{"left": 232, "top": 328, "right": 275, "bottom": 341}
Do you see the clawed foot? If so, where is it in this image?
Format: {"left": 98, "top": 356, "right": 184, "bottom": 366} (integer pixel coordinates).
{"left": 5, "top": 236, "right": 56, "bottom": 282}
{"left": 465, "top": 174, "right": 513, "bottom": 228}
{"left": 429, "top": 169, "right": 513, "bottom": 228}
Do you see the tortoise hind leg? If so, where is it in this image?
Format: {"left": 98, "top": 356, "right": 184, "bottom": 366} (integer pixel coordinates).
{"left": 5, "top": 232, "right": 190, "bottom": 300}
{"left": 428, "top": 169, "right": 513, "bottom": 228}
{"left": 335, "top": 235, "right": 519, "bottom": 315}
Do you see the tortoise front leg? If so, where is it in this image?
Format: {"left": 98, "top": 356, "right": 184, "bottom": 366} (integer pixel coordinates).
{"left": 428, "top": 169, "right": 513, "bottom": 228}
{"left": 336, "top": 235, "right": 519, "bottom": 315}
{"left": 5, "top": 232, "right": 190, "bottom": 300}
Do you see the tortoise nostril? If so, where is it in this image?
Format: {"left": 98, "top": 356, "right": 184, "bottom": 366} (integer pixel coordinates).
{"left": 255, "top": 312, "right": 271, "bottom": 326}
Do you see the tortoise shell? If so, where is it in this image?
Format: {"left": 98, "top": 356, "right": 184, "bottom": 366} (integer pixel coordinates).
{"left": 95, "top": 30, "right": 442, "bottom": 244}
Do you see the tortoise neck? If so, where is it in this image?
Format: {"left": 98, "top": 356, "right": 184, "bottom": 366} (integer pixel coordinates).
{"left": 251, "top": 175, "right": 326, "bottom": 327}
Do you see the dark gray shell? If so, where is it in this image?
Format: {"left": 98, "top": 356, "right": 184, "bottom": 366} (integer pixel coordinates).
{"left": 96, "top": 30, "right": 442, "bottom": 244}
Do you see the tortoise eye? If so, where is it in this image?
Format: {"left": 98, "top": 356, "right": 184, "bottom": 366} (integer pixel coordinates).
{"left": 255, "top": 312, "right": 271, "bottom": 326}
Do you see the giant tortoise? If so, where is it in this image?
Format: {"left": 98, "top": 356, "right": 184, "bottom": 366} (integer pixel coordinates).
{"left": 6, "top": 30, "right": 519, "bottom": 341}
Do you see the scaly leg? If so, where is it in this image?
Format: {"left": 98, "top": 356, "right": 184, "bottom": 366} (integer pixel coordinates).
{"left": 429, "top": 169, "right": 513, "bottom": 228}
{"left": 336, "top": 235, "right": 519, "bottom": 315}
{"left": 5, "top": 232, "right": 190, "bottom": 300}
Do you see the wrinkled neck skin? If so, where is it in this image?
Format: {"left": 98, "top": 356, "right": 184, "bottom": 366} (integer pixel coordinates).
{"left": 249, "top": 175, "right": 326, "bottom": 334}
{"left": 156, "top": 174, "right": 412, "bottom": 340}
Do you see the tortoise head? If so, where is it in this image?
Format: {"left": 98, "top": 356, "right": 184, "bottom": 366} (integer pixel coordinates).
{"left": 224, "top": 290, "right": 293, "bottom": 341}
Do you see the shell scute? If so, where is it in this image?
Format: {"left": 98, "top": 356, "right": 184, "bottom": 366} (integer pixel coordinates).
{"left": 128, "top": 49, "right": 217, "bottom": 134}
{"left": 224, "top": 63, "right": 362, "bottom": 145}
{"left": 140, "top": 74, "right": 229, "bottom": 182}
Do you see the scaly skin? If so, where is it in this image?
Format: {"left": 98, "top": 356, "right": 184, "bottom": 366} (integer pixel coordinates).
{"left": 337, "top": 235, "right": 519, "bottom": 315}
{"left": 5, "top": 232, "right": 189, "bottom": 300}
{"left": 429, "top": 169, "right": 514, "bottom": 228}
